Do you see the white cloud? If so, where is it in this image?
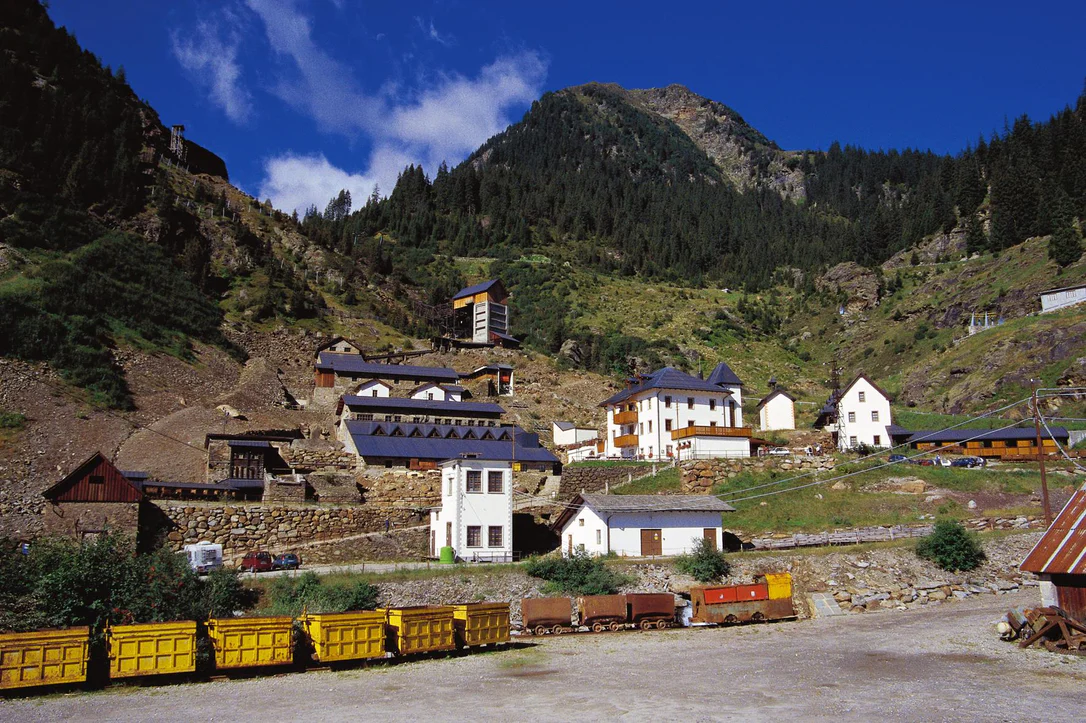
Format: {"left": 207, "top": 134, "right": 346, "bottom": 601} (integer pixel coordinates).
{"left": 171, "top": 23, "right": 252, "bottom": 124}
{"left": 257, "top": 153, "right": 378, "bottom": 215}
{"left": 415, "top": 16, "right": 454, "bottom": 46}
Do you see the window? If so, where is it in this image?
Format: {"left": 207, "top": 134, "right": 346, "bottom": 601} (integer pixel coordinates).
{"left": 647, "top": 398, "right": 651, "bottom": 410}
{"left": 467, "top": 526, "right": 481, "bottom": 547}
{"left": 665, "top": 420, "right": 672, "bottom": 431}
{"left": 648, "top": 421, "right": 653, "bottom": 433}
{"left": 847, "top": 411, "right": 856, "bottom": 423}
{"left": 666, "top": 445, "right": 673, "bottom": 457}
{"left": 849, "top": 436, "right": 858, "bottom": 447}
{"left": 710, "top": 421, "right": 717, "bottom": 428}
{"left": 487, "top": 471, "right": 503, "bottom": 493}
{"left": 709, "top": 399, "right": 716, "bottom": 411}
{"left": 596, "top": 530, "right": 602, "bottom": 545}
{"left": 687, "top": 420, "right": 694, "bottom": 428}
{"left": 639, "top": 423, "right": 644, "bottom": 435}
{"left": 372, "top": 390, "right": 379, "bottom": 397}
{"left": 687, "top": 397, "right": 694, "bottom": 409}
{"left": 873, "top": 435, "right": 881, "bottom": 446}
{"left": 579, "top": 518, "right": 585, "bottom": 527}
{"left": 648, "top": 446, "right": 653, "bottom": 458}
{"left": 858, "top": 391, "right": 866, "bottom": 402}
{"left": 466, "top": 471, "right": 482, "bottom": 493}
{"left": 488, "top": 526, "right": 503, "bottom": 547}
{"left": 665, "top": 396, "right": 671, "bottom": 408}
{"left": 427, "top": 392, "right": 434, "bottom": 400}
{"left": 89, "top": 475, "right": 104, "bottom": 485}
{"left": 871, "top": 410, "right": 880, "bottom": 422}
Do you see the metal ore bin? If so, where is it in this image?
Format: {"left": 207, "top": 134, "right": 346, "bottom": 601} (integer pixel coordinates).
{"left": 577, "top": 595, "right": 628, "bottom": 627}
{"left": 299, "top": 611, "right": 386, "bottom": 663}
{"left": 626, "top": 593, "right": 677, "bottom": 628}
{"left": 206, "top": 616, "right": 294, "bottom": 669}
{"left": 107, "top": 621, "right": 197, "bottom": 678}
{"left": 451, "top": 603, "right": 511, "bottom": 648}
{"left": 520, "top": 597, "right": 573, "bottom": 633}
{"left": 385, "top": 606, "right": 456, "bottom": 655}
{"left": 0, "top": 627, "right": 89, "bottom": 690}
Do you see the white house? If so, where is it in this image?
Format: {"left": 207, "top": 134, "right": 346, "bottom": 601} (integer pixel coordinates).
{"left": 552, "top": 421, "right": 598, "bottom": 447}
{"left": 756, "top": 389, "right": 796, "bottom": 432}
{"left": 430, "top": 458, "right": 513, "bottom": 562}
{"left": 554, "top": 494, "right": 735, "bottom": 557}
{"left": 354, "top": 379, "right": 391, "bottom": 398}
{"left": 411, "top": 383, "right": 464, "bottom": 402}
{"left": 1040, "top": 283, "right": 1086, "bottom": 313}
{"left": 599, "top": 365, "right": 751, "bottom": 461}
{"left": 814, "top": 373, "right": 893, "bottom": 451}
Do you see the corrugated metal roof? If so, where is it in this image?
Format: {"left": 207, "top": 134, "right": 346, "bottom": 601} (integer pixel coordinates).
{"left": 342, "top": 396, "right": 505, "bottom": 415}
{"left": 706, "top": 361, "right": 744, "bottom": 387}
{"left": 346, "top": 421, "right": 558, "bottom": 464}
{"left": 452, "top": 279, "right": 502, "bottom": 300}
{"left": 553, "top": 421, "right": 575, "bottom": 431}
{"left": 227, "top": 439, "right": 273, "bottom": 448}
{"left": 316, "top": 355, "right": 460, "bottom": 380}
{"left": 581, "top": 494, "right": 736, "bottom": 513}
{"left": 905, "top": 427, "right": 1068, "bottom": 444}
{"left": 600, "top": 367, "right": 734, "bottom": 407}
{"left": 1021, "top": 490, "right": 1086, "bottom": 575}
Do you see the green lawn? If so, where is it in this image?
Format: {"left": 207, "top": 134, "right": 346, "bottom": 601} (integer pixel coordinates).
{"left": 612, "top": 466, "right": 681, "bottom": 494}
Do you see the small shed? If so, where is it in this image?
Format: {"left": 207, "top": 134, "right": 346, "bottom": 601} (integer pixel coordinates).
{"left": 41, "top": 452, "right": 149, "bottom": 548}
{"left": 553, "top": 494, "right": 735, "bottom": 557}
{"left": 1020, "top": 489, "right": 1086, "bottom": 622}
{"left": 756, "top": 389, "right": 796, "bottom": 432}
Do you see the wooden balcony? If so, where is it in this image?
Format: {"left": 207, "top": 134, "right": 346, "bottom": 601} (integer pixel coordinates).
{"left": 614, "top": 434, "right": 639, "bottom": 448}
{"left": 670, "top": 426, "right": 752, "bottom": 441}
{"left": 613, "top": 410, "right": 638, "bottom": 426}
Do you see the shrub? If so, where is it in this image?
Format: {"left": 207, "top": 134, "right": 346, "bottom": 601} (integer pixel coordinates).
{"left": 915, "top": 520, "right": 986, "bottom": 571}
{"left": 523, "top": 552, "right": 632, "bottom": 595}
{"left": 0, "top": 411, "right": 26, "bottom": 429}
{"left": 673, "top": 538, "right": 731, "bottom": 582}
{"left": 265, "top": 572, "right": 380, "bottom": 615}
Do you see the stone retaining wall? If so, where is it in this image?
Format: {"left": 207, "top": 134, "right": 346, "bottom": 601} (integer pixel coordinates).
{"left": 558, "top": 464, "right": 659, "bottom": 499}
{"left": 681, "top": 456, "right": 836, "bottom": 493}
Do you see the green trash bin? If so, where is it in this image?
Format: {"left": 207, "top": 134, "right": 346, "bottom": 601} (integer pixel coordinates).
{"left": 439, "top": 546, "right": 455, "bottom": 564}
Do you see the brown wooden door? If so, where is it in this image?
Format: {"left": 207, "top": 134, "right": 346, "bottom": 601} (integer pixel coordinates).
{"left": 641, "top": 529, "right": 662, "bottom": 556}
{"left": 703, "top": 528, "right": 717, "bottom": 550}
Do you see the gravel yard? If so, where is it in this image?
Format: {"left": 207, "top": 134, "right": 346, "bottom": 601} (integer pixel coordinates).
{"left": 4, "top": 589, "right": 1082, "bottom": 722}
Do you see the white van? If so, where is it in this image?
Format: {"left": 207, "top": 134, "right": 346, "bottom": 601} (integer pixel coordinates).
{"left": 184, "top": 541, "right": 223, "bottom": 574}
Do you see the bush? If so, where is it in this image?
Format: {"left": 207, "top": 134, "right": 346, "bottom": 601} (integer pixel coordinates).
{"left": 265, "top": 572, "right": 380, "bottom": 615}
{"left": 523, "top": 552, "right": 633, "bottom": 595}
{"left": 673, "top": 538, "right": 731, "bottom": 582}
{"left": 916, "top": 520, "right": 986, "bottom": 571}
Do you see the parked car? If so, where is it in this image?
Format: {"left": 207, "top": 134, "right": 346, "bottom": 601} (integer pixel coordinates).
{"left": 888, "top": 454, "right": 909, "bottom": 463}
{"left": 239, "top": 551, "right": 274, "bottom": 573}
{"left": 767, "top": 447, "right": 791, "bottom": 456}
{"left": 950, "top": 456, "right": 986, "bottom": 468}
{"left": 272, "top": 553, "right": 301, "bottom": 571}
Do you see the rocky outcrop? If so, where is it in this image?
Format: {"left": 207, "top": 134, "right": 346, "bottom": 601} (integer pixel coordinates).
{"left": 680, "top": 457, "right": 836, "bottom": 493}
{"left": 817, "top": 262, "right": 880, "bottom": 312}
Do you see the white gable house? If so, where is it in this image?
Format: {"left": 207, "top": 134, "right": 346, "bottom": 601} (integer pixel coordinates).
{"left": 552, "top": 421, "right": 598, "bottom": 447}
{"left": 815, "top": 374, "right": 893, "bottom": 451}
{"left": 430, "top": 458, "right": 513, "bottom": 562}
{"left": 554, "top": 494, "right": 735, "bottom": 557}
{"left": 756, "top": 389, "right": 796, "bottom": 432}
{"left": 354, "top": 379, "right": 391, "bottom": 398}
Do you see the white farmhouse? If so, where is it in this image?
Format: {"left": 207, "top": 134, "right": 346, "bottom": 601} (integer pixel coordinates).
{"left": 554, "top": 494, "right": 735, "bottom": 557}
{"left": 756, "top": 389, "right": 796, "bottom": 432}
{"left": 552, "top": 421, "right": 598, "bottom": 447}
{"left": 599, "top": 365, "right": 751, "bottom": 461}
{"left": 354, "top": 379, "right": 391, "bottom": 398}
{"left": 430, "top": 458, "right": 513, "bottom": 562}
{"left": 814, "top": 373, "right": 893, "bottom": 451}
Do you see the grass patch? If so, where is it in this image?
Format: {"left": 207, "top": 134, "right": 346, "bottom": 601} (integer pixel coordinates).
{"left": 565, "top": 460, "right": 657, "bottom": 468}
{"left": 613, "top": 466, "right": 680, "bottom": 494}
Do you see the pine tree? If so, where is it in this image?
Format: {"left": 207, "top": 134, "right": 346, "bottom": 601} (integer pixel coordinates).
{"left": 1049, "top": 226, "right": 1083, "bottom": 267}
{"left": 964, "top": 214, "right": 988, "bottom": 256}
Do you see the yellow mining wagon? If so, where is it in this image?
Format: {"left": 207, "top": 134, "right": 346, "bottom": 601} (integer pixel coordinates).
{"left": 107, "top": 621, "right": 197, "bottom": 678}
{"left": 385, "top": 606, "right": 456, "bottom": 655}
{"left": 764, "top": 572, "right": 793, "bottom": 601}
{"left": 206, "top": 616, "right": 293, "bottom": 669}
{"left": 299, "top": 611, "right": 386, "bottom": 664}
{"left": 452, "top": 603, "right": 511, "bottom": 648}
{"left": 0, "top": 627, "right": 89, "bottom": 690}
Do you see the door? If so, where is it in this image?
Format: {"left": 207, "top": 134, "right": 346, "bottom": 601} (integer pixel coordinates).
{"left": 640, "top": 529, "right": 662, "bottom": 556}
{"left": 430, "top": 530, "right": 435, "bottom": 557}
{"left": 703, "top": 528, "right": 717, "bottom": 550}
{"left": 446, "top": 522, "right": 452, "bottom": 547}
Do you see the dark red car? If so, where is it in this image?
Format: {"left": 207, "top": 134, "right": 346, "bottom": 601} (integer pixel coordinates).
{"left": 239, "top": 551, "right": 273, "bottom": 573}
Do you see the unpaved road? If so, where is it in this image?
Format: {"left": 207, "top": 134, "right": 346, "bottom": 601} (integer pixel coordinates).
{"left": 3, "top": 590, "right": 1083, "bottom": 721}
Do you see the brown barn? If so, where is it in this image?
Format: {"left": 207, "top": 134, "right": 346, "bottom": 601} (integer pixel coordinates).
{"left": 41, "top": 452, "right": 157, "bottom": 549}
{"left": 1020, "top": 489, "right": 1086, "bottom": 622}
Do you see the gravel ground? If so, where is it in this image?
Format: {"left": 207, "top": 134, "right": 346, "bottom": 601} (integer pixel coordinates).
{"left": 3, "top": 590, "right": 1082, "bottom": 722}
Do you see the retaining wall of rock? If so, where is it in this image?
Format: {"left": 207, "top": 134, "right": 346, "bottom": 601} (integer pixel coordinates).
{"left": 558, "top": 463, "right": 659, "bottom": 499}
{"left": 681, "top": 456, "right": 836, "bottom": 493}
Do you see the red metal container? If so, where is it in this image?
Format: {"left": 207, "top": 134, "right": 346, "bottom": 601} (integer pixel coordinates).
{"left": 702, "top": 586, "right": 738, "bottom": 604}
{"left": 626, "top": 593, "right": 676, "bottom": 629}
{"left": 735, "top": 584, "right": 770, "bottom": 602}
{"left": 520, "top": 597, "right": 572, "bottom": 634}
{"left": 577, "top": 595, "right": 627, "bottom": 627}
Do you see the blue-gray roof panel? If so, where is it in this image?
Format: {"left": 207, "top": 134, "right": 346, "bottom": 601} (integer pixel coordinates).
{"left": 342, "top": 396, "right": 505, "bottom": 415}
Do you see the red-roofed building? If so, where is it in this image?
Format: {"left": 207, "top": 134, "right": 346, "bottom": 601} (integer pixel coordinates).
{"left": 41, "top": 452, "right": 150, "bottom": 549}
{"left": 1021, "top": 489, "right": 1086, "bottom": 621}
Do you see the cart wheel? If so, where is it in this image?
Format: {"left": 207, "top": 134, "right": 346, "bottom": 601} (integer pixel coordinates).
{"left": 552, "top": 625, "right": 565, "bottom": 635}
{"left": 639, "top": 619, "right": 653, "bottom": 631}
{"left": 751, "top": 612, "right": 765, "bottom": 623}
{"left": 609, "top": 622, "right": 622, "bottom": 632}
{"left": 724, "top": 614, "right": 738, "bottom": 624}
{"left": 533, "top": 625, "right": 547, "bottom": 636}
{"left": 591, "top": 623, "right": 604, "bottom": 633}
{"left": 655, "top": 620, "right": 669, "bottom": 630}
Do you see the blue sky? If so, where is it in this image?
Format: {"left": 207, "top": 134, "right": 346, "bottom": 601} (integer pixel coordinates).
{"left": 47, "top": 0, "right": 1085, "bottom": 214}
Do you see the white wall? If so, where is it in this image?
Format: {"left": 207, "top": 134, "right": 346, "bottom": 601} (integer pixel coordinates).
{"left": 430, "top": 459, "right": 513, "bottom": 561}
{"left": 1040, "top": 286, "right": 1086, "bottom": 313}
{"left": 759, "top": 394, "right": 795, "bottom": 431}
{"left": 355, "top": 380, "right": 390, "bottom": 397}
{"left": 836, "top": 377, "right": 892, "bottom": 451}
{"left": 553, "top": 424, "right": 598, "bottom": 446}
{"left": 566, "top": 445, "right": 598, "bottom": 463}
{"left": 560, "top": 506, "right": 724, "bottom": 557}
{"left": 605, "top": 388, "right": 745, "bottom": 459}
{"left": 411, "top": 384, "right": 460, "bottom": 402}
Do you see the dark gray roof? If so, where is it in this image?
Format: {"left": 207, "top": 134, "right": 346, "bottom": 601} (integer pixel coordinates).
{"left": 553, "top": 421, "right": 576, "bottom": 431}
{"left": 342, "top": 396, "right": 505, "bottom": 416}
{"left": 453, "top": 279, "right": 503, "bottom": 300}
{"left": 707, "top": 361, "right": 744, "bottom": 387}
{"left": 905, "top": 427, "right": 1069, "bottom": 444}
{"left": 227, "top": 439, "right": 273, "bottom": 448}
{"left": 581, "top": 494, "right": 736, "bottom": 513}
{"left": 600, "top": 367, "right": 733, "bottom": 406}
{"left": 755, "top": 389, "right": 795, "bottom": 410}
{"left": 316, "top": 354, "right": 460, "bottom": 381}
{"left": 346, "top": 421, "right": 558, "bottom": 464}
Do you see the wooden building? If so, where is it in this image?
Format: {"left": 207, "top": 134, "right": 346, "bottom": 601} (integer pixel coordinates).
{"left": 1020, "top": 489, "right": 1086, "bottom": 622}
{"left": 892, "top": 426, "right": 1069, "bottom": 460}
{"left": 41, "top": 452, "right": 151, "bottom": 549}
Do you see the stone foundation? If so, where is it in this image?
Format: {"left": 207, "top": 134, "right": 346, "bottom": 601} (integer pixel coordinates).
{"left": 681, "top": 456, "right": 836, "bottom": 493}
{"left": 558, "top": 463, "right": 660, "bottom": 499}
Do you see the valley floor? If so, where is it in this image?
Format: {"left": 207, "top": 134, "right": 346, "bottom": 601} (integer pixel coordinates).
{"left": 3, "top": 589, "right": 1079, "bottom": 722}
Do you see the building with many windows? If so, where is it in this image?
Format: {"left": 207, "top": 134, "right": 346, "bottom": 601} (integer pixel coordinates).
{"left": 814, "top": 373, "right": 893, "bottom": 451}
{"left": 430, "top": 458, "right": 513, "bottom": 561}
{"left": 451, "top": 279, "right": 519, "bottom": 347}
{"left": 599, "top": 365, "right": 751, "bottom": 460}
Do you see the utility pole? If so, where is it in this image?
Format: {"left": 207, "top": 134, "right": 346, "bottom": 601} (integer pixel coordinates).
{"left": 1030, "top": 380, "right": 1053, "bottom": 526}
